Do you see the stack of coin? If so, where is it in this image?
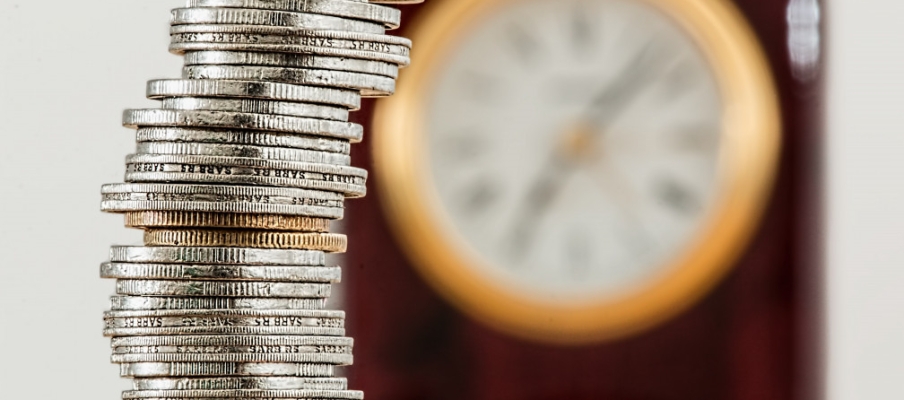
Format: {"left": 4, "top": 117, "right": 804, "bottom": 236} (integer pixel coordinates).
{"left": 99, "top": 0, "right": 421, "bottom": 399}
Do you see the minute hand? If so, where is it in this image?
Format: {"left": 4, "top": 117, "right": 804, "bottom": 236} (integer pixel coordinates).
{"left": 584, "top": 42, "right": 661, "bottom": 127}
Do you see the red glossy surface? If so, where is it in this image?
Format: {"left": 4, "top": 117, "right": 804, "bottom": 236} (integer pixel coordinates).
{"left": 345, "top": 1, "right": 825, "bottom": 399}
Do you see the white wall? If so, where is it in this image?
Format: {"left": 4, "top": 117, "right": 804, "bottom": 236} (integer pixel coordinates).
{"left": 826, "top": 1, "right": 904, "bottom": 399}
{"left": 0, "top": 1, "right": 183, "bottom": 397}
{"left": 0, "top": 0, "right": 899, "bottom": 398}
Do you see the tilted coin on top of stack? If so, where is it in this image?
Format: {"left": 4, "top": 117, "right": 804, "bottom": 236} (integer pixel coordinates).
{"left": 99, "top": 0, "right": 422, "bottom": 399}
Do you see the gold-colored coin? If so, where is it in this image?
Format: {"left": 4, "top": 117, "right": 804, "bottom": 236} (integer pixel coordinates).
{"left": 125, "top": 211, "right": 330, "bottom": 232}
{"left": 144, "top": 229, "right": 347, "bottom": 252}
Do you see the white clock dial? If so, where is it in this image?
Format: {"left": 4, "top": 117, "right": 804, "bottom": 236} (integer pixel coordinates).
{"left": 425, "top": 0, "right": 724, "bottom": 301}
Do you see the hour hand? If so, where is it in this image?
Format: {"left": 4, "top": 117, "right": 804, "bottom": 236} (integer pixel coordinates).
{"left": 504, "top": 155, "right": 572, "bottom": 262}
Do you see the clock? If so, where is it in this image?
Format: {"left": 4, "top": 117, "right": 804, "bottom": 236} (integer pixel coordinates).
{"left": 373, "top": 0, "right": 780, "bottom": 344}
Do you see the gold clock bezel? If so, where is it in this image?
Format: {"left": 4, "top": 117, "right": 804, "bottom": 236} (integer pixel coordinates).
{"left": 373, "top": 0, "right": 781, "bottom": 344}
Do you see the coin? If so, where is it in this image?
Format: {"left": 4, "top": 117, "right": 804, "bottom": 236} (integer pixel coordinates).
{"left": 145, "top": 79, "right": 361, "bottom": 109}
{"left": 104, "top": 309, "right": 344, "bottom": 337}
{"left": 100, "top": 263, "right": 342, "bottom": 282}
{"left": 135, "top": 142, "right": 352, "bottom": 165}
{"left": 112, "top": 352, "right": 353, "bottom": 365}
{"left": 109, "top": 246, "right": 327, "bottom": 266}
{"left": 111, "top": 335, "right": 353, "bottom": 348}
{"left": 143, "top": 230, "right": 348, "bottom": 252}
{"left": 103, "top": 201, "right": 343, "bottom": 219}
{"left": 186, "top": 0, "right": 401, "bottom": 28}
{"left": 160, "top": 97, "right": 350, "bottom": 120}
{"left": 123, "top": 212, "right": 332, "bottom": 232}
{"left": 105, "top": 324, "right": 344, "bottom": 338}
{"left": 110, "top": 296, "right": 326, "bottom": 311}
{"left": 114, "top": 280, "right": 332, "bottom": 297}
{"left": 120, "top": 363, "right": 336, "bottom": 378}
{"left": 170, "top": 8, "right": 385, "bottom": 34}
{"left": 183, "top": 51, "right": 399, "bottom": 78}
{"left": 169, "top": 30, "right": 412, "bottom": 59}
{"left": 122, "top": 389, "right": 363, "bottom": 399}
{"left": 169, "top": 24, "right": 412, "bottom": 49}
{"left": 182, "top": 65, "right": 396, "bottom": 96}
{"left": 124, "top": 154, "right": 367, "bottom": 197}
{"left": 134, "top": 127, "right": 352, "bottom": 155}
{"left": 101, "top": 183, "right": 345, "bottom": 218}
{"left": 123, "top": 109, "right": 364, "bottom": 141}
{"left": 131, "top": 377, "right": 348, "bottom": 391}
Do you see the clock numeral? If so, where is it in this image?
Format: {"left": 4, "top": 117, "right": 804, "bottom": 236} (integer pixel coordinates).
{"left": 458, "top": 177, "right": 500, "bottom": 217}
{"left": 507, "top": 23, "right": 542, "bottom": 64}
{"left": 654, "top": 176, "right": 701, "bottom": 215}
{"left": 441, "top": 129, "right": 486, "bottom": 164}
{"left": 459, "top": 70, "right": 502, "bottom": 102}
{"left": 566, "top": 229, "right": 593, "bottom": 278}
{"left": 665, "top": 62, "right": 696, "bottom": 95}
{"left": 569, "top": 4, "right": 598, "bottom": 54}
{"left": 672, "top": 124, "right": 720, "bottom": 154}
{"left": 620, "top": 221, "right": 654, "bottom": 261}
{"left": 643, "top": 34, "right": 682, "bottom": 64}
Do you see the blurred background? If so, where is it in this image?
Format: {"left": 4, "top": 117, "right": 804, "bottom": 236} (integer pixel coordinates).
{"left": 0, "top": 0, "right": 898, "bottom": 398}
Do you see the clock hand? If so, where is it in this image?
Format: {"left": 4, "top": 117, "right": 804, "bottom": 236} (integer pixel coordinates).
{"left": 503, "top": 122, "right": 602, "bottom": 262}
{"left": 502, "top": 41, "right": 667, "bottom": 263}
{"left": 582, "top": 41, "right": 659, "bottom": 125}
{"left": 505, "top": 154, "right": 573, "bottom": 263}
{"left": 504, "top": 134, "right": 584, "bottom": 262}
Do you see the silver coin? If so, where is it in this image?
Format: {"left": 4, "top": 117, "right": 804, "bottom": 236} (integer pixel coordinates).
{"left": 105, "top": 308, "right": 343, "bottom": 318}
{"left": 112, "top": 352, "right": 352, "bottom": 365}
{"left": 117, "top": 346, "right": 347, "bottom": 355}
{"left": 146, "top": 80, "right": 360, "bottom": 110}
{"left": 112, "top": 335, "right": 352, "bottom": 348}
{"left": 110, "top": 296, "right": 326, "bottom": 311}
{"left": 101, "top": 199, "right": 344, "bottom": 218}
{"left": 114, "top": 280, "right": 332, "bottom": 298}
{"left": 125, "top": 173, "right": 363, "bottom": 198}
{"left": 170, "top": 31, "right": 411, "bottom": 59}
{"left": 169, "top": 24, "right": 411, "bottom": 48}
{"left": 100, "top": 183, "right": 345, "bottom": 218}
{"left": 183, "top": 65, "right": 396, "bottom": 97}
{"left": 104, "top": 310, "right": 344, "bottom": 337}
{"left": 183, "top": 51, "right": 399, "bottom": 78}
{"left": 135, "top": 128, "right": 352, "bottom": 155}
{"left": 161, "top": 97, "right": 349, "bottom": 121}
{"left": 109, "top": 246, "right": 326, "bottom": 266}
{"left": 169, "top": 26, "right": 411, "bottom": 67}
{"left": 170, "top": 8, "right": 385, "bottom": 35}
{"left": 105, "top": 325, "right": 344, "bottom": 338}
{"left": 123, "top": 109, "right": 364, "bottom": 142}
{"left": 135, "top": 142, "right": 351, "bottom": 166}
{"left": 185, "top": 0, "right": 401, "bottom": 28}
{"left": 122, "top": 389, "right": 363, "bottom": 399}
{"left": 101, "top": 263, "right": 342, "bottom": 283}
{"left": 168, "top": 26, "right": 410, "bottom": 66}
{"left": 132, "top": 377, "right": 348, "bottom": 391}
{"left": 125, "top": 153, "right": 367, "bottom": 177}
{"left": 101, "top": 183, "right": 344, "bottom": 203}
{"left": 120, "top": 362, "right": 335, "bottom": 378}
{"left": 124, "top": 154, "right": 367, "bottom": 197}
{"left": 171, "top": 42, "right": 411, "bottom": 66}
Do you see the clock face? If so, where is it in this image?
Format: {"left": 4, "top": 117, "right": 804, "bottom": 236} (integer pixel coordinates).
{"left": 374, "top": 0, "right": 779, "bottom": 343}
{"left": 425, "top": 0, "right": 723, "bottom": 301}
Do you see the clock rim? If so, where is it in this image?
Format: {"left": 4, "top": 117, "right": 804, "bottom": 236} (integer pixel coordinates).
{"left": 373, "top": 0, "right": 781, "bottom": 345}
